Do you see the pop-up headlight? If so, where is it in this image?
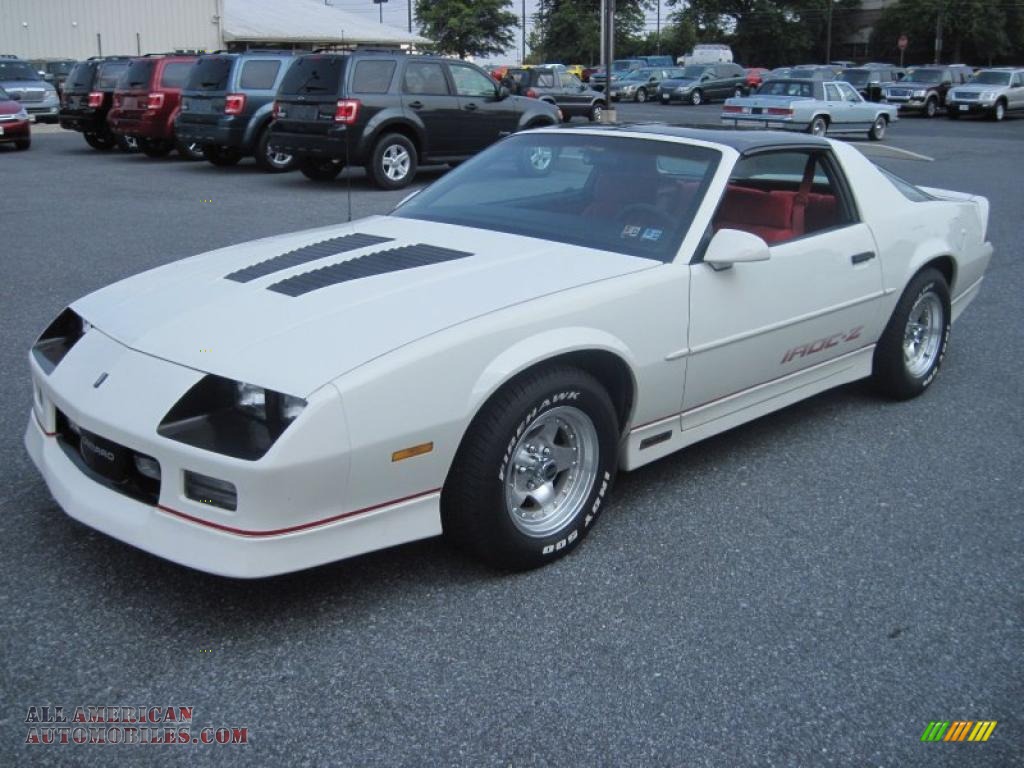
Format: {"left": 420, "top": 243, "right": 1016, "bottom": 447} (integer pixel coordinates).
{"left": 32, "top": 308, "right": 88, "bottom": 374}
{"left": 158, "top": 375, "right": 306, "bottom": 460}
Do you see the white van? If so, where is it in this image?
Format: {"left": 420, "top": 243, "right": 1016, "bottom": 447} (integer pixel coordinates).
{"left": 678, "top": 44, "right": 734, "bottom": 66}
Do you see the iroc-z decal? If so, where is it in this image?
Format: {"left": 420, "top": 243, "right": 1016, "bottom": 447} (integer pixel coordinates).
{"left": 781, "top": 326, "right": 863, "bottom": 364}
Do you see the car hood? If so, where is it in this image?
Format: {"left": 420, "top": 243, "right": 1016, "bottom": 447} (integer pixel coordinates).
{"left": 0, "top": 100, "right": 23, "bottom": 115}
{"left": 890, "top": 80, "right": 939, "bottom": 89}
{"left": 952, "top": 84, "right": 1004, "bottom": 94}
{"left": 73, "top": 216, "right": 658, "bottom": 397}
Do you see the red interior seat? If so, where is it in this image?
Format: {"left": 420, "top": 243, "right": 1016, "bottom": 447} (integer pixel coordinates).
{"left": 714, "top": 185, "right": 795, "bottom": 243}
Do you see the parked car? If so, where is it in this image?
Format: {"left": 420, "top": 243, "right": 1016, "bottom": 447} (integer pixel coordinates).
{"left": 882, "top": 64, "right": 973, "bottom": 117}
{"left": 609, "top": 67, "right": 682, "bottom": 103}
{"left": 0, "top": 86, "right": 31, "bottom": 150}
{"left": 109, "top": 54, "right": 202, "bottom": 158}
{"left": 0, "top": 58, "right": 60, "bottom": 123}
{"left": 678, "top": 43, "right": 733, "bottom": 65}
{"left": 946, "top": 67, "right": 1024, "bottom": 121}
{"left": 588, "top": 59, "right": 645, "bottom": 91}
{"left": 505, "top": 66, "right": 604, "bottom": 121}
{"left": 59, "top": 57, "right": 134, "bottom": 150}
{"left": 742, "top": 67, "right": 770, "bottom": 94}
{"left": 657, "top": 63, "right": 746, "bottom": 105}
{"left": 722, "top": 78, "right": 897, "bottom": 139}
{"left": 269, "top": 51, "right": 561, "bottom": 189}
{"left": 176, "top": 51, "right": 299, "bottom": 172}
{"left": 31, "top": 59, "right": 77, "bottom": 94}
{"left": 581, "top": 65, "right": 601, "bottom": 83}
{"left": 839, "top": 65, "right": 901, "bottom": 102}
{"left": 24, "top": 126, "right": 992, "bottom": 577}
{"left": 765, "top": 66, "right": 839, "bottom": 82}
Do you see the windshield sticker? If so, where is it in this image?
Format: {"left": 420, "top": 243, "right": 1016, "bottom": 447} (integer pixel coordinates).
{"left": 621, "top": 225, "right": 642, "bottom": 238}
{"left": 642, "top": 228, "right": 663, "bottom": 241}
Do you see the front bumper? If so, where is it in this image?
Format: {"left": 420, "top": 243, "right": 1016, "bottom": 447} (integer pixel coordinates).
{"left": 883, "top": 97, "right": 930, "bottom": 112}
{"left": 947, "top": 100, "right": 997, "bottom": 115}
{"left": 659, "top": 90, "right": 691, "bottom": 104}
{"left": 24, "top": 328, "right": 441, "bottom": 577}
{"left": 0, "top": 118, "right": 30, "bottom": 141}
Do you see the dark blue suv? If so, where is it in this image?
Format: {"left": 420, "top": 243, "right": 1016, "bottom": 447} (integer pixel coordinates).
{"left": 175, "top": 51, "right": 298, "bottom": 172}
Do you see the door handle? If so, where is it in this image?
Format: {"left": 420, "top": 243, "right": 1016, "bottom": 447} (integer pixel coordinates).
{"left": 408, "top": 100, "right": 424, "bottom": 109}
{"left": 464, "top": 102, "right": 478, "bottom": 111}
{"left": 851, "top": 251, "right": 875, "bottom": 264}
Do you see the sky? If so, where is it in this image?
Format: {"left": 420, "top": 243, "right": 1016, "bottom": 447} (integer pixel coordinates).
{"left": 327, "top": 0, "right": 673, "bottom": 64}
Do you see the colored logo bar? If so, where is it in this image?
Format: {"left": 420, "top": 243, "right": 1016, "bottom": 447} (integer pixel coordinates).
{"left": 920, "top": 721, "right": 997, "bottom": 742}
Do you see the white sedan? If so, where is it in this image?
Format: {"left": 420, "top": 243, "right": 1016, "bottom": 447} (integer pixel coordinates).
{"left": 25, "top": 126, "right": 993, "bottom": 577}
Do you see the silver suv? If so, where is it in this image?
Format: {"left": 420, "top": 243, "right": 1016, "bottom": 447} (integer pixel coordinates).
{"left": 947, "top": 68, "right": 1024, "bottom": 121}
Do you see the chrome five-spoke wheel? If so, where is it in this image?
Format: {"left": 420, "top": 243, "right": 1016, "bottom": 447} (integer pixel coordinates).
{"left": 903, "top": 291, "right": 943, "bottom": 377}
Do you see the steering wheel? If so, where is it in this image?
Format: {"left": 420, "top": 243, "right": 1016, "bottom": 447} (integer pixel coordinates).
{"left": 616, "top": 203, "right": 675, "bottom": 232}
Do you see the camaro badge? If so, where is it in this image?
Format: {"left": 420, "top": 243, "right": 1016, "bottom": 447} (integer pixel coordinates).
{"left": 93, "top": 373, "right": 108, "bottom": 388}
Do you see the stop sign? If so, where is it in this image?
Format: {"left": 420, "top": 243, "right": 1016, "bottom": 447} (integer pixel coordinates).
{"left": 898, "top": 35, "right": 908, "bottom": 50}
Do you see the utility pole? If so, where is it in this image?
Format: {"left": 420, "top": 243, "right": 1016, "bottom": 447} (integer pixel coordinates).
{"left": 522, "top": 0, "right": 526, "bottom": 63}
{"left": 825, "top": 1, "right": 833, "bottom": 64}
{"left": 408, "top": 0, "right": 412, "bottom": 33}
{"left": 601, "top": 0, "right": 616, "bottom": 123}
{"left": 934, "top": 1, "right": 944, "bottom": 63}
{"left": 656, "top": 0, "right": 661, "bottom": 54}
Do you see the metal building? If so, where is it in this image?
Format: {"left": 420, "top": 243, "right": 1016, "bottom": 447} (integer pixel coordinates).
{"left": 0, "top": 0, "right": 427, "bottom": 60}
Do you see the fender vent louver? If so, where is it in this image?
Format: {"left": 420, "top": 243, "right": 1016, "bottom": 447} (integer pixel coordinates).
{"left": 268, "top": 244, "right": 474, "bottom": 297}
{"left": 225, "top": 233, "right": 393, "bottom": 283}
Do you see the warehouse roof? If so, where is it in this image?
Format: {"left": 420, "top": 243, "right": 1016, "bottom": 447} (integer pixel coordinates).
{"left": 222, "top": 0, "right": 430, "bottom": 46}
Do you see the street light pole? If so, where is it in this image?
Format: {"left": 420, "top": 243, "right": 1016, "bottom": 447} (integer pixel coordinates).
{"left": 522, "top": 0, "right": 527, "bottom": 64}
{"left": 825, "top": 1, "right": 833, "bottom": 64}
{"left": 601, "top": 0, "right": 616, "bottom": 123}
{"left": 656, "top": 0, "right": 661, "bottom": 54}
{"left": 934, "top": 1, "right": 944, "bottom": 63}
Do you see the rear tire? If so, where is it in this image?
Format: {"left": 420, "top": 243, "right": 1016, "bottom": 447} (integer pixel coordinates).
{"left": 204, "top": 145, "right": 242, "bottom": 167}
{"left": 366, "top": 133, "right": 417, "bottom": 190}
{"left": 299, "top": 157, "right": 343, "bottom": 182}
{"left": 117, "top": 135, "right": 139, "bottom": 153}
{"left": 83, "top": 131, "right": 116, "bottom": 150}
{"left": 871, "top": 268, "right": 950, "bottom": 400}
{"left": 176, "top": 139, "right": 205, "bottom": 161}
{"left": 588, "top": 103, "right": 603, "bottom": 122}
{"left": 255, "top": 127, "right": 298, "bottom": 172}
{"left": 139, "top": 138, "right": 173, "bottom": 158}
{"left": 809, "top": 116, "right": 828, "bottom": 136}
{"left": 442, "top": 366, "right": 619, "bottom": 570}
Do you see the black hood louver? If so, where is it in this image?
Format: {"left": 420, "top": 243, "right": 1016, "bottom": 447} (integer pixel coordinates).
{"left": 225, "top": 233, "right": 393, "bottom": 283}
{"left": 268, "top": 244, "right": 475, "bottom": 297}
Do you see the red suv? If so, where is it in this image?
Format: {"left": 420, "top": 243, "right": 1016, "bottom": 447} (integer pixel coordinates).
{"left": 108, "top": 54, "right": 203, "bottom": 159}
{"left": 0, "top": 86, "right": 31, "bottom": 150}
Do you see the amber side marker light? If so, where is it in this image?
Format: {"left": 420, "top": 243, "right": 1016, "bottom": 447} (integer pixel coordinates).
{"left": 392, "top": 442, "right": 434, "bottom": 462}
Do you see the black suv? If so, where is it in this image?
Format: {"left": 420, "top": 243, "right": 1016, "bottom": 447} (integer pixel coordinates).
{"left": 839, "top": 65, "right": 902, "bottom": 102}
{"left": 504, "top": 66, "right": 603, "bottom": 121}
{"left": 59, "top": 56, "right": 133, "bottom": 150}
{"left": 269, "top": 51, "right": 561, "bottom": 189}
{"left": 882, "top": 64, "right": 973, "bottom": 116}
{"left": 176, "top": 51, "right": 299, "bottom": 172}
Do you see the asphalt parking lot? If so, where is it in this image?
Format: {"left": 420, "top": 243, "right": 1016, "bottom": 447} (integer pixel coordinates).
{"left": 2, "top": 108, "right": 1021, "bottom": 767}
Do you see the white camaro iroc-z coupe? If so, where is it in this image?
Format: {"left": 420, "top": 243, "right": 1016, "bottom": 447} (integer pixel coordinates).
{"left": 26, "top": 126, "right": 992, "bottom": 577}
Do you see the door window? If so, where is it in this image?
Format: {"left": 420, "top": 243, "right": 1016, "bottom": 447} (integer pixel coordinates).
{"left": 239, "top": 60, "right": 282, "bottom": 90}
{"left": 535, "top": 71, "right": 556, "bottom": 88}
{"left": 449, "top": 64, "right": 497, "bottom": 97}
{"left": 560, "top": 73, "right": 581, "bottom": 89}
{"left": 402, "top": 62, "right": 450, "bottom": 95}
{"left": 824, "top": 83, "right": 841, "bottom": 101}
{"left": 713, "top": 151, "right": 856, "bottom": 245}
{"left": 836, "top": 82, "right": 862, "bottom": 102}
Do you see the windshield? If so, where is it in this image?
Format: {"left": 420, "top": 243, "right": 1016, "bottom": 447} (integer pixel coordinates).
{"left": 65, "top": 62, "right": 97, "bottom": 90}
{"left": 840, "top": 70, "right": 870, "bottom": 85}
{"left": 612, "top": 60, "right": 638, "bottom": 72}
{"left": 969, "top": 71, "right": 1012, "bottom": 85}
{"left": 279, "top": 55, "right": 346, "bottom": 95}
{"left": 680, "top": 66, "right": 706, "bottom": 79}
{"left": 47, "top": 61, "right": 75, "bottom": 75}
{"left": 758, "top": 80, "right": 814, "bottom": 97}
{"left": 904, "top": 68, "right": 943, "bottom": 83}
{"left": 119, "top": 59, "right": 155, "bottom": 89}
{"left": 186, "top": 57, "right": 233, "bottom": 91}
{"left": 393, "top": 133, "right": 720, "bottom": 262}
{"left": 0, "top": 61, "right": 41, "bottom": 81}
{"left": 96, "top": 60, "right": 129, "bottom": 89}
{"left": 622, "top": 69, "right": 651, "bottom": 81}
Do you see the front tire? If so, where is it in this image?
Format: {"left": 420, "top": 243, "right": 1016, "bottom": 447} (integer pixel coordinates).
{"left": 924, "top": 97, "right": 938, "bottom": 118}
{"left": 689, "top": 89, "right": 703, "bottom": 106}
{"left": 868, "top": 115, "right": 887, "bottom": 140}
{"left": 15, "top": 137, "right": 31, "bottom": 151}
{"left": 636, "top": 88, "right": 647, "bottom": 103}
{"left": 871, "top": 268, "right": 950, "bottom": 400}
{"left": 991, "top": 100, "right": 1006, "bottom": 121}
{"left": 442, "top": 366, "right": 619, "bottom": 570}
{"left": 366, "top": 132, "right": 417, "bottom": 190}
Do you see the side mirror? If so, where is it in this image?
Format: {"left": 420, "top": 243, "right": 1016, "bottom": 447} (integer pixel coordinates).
{"left": 498, "top": 85, "right": 510, "bottom": 100}
{"left": 703, "top": 228, "right": 771, "bottom": 270}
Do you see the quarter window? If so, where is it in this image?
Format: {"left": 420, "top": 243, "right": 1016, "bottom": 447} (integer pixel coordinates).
{"left": 712, "top": 151, "right": 856, "bottom": 245}
{"left": 351, "top": 60, "right": 396, "bottom": 94}
{"left": 402, "top": 62, "right": 449, "bottom": 95}
{"left": 239, "top": 60, "right": 281, "bottom": 90}
{"left": 449, "top": 64, "right": 497, "bottom": 97}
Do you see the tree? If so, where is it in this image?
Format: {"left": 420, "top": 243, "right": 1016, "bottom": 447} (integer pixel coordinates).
{"left": 415, "top": 0, "right": 519, "bottom": 59}
{"left": 533, "top": 0, "right": 653, "bottom": 65}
